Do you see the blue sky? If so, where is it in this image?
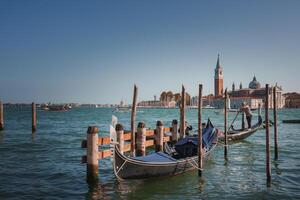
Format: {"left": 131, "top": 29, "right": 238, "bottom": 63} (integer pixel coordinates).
{"left": 0, "top": 0, "right": 299, "bottom": 104}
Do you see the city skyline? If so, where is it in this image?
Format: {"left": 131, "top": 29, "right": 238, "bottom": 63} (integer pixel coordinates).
{"left": 1, "top": 0, "right": 300, "bottom": 104}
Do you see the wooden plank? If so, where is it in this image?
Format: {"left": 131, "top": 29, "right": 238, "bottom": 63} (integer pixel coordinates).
{"left": 97, "top": 144, "right": 132, "bottom": 160}
{"left": 146, "top": 129, "right": 155, "bottom": 137}
{"left": 164, "top": 127, "right": 171, "bottom": 132}
{"left": 124, "top": 133, "right": 131, "bottom": 141}
{"left": 145, "top": 139, "right": 154, "bottom": 147}
{"left": 98, "top": 149, "right": 111, "bottom": 159}
{"left": 98, "top": 137, "right": 110, "bottom": 145}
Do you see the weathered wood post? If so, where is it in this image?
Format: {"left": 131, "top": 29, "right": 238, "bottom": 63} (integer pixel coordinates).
{"left": 224, "top": 89, "right": 228, "bottom": 159}
{"left": 171, "top": 119, "right": 178, "bottom": 142}
{"left": 86, "top": 126, "right": 99, "bottom": 184}
{"left": 116, "top": 124, "right": 124, "bottom": 154}
{"left": 198, "top": 84, "right": 203, "bottom": 176}
{"left": 131, "top": 85, "right": 138, "bottom": 156}
{"left": 258, "top": 103, "right": 262, "bottom": 117}
{"left": 136, "top": 122, "right": 146, "bottom": 156}
{"left": 180, "top": 85, "right": 186, "bottom": 139}
{"left": 155, "top": 121, "right": 164, "bottom": 152}
{"left": 273, "top": 87, "right": 278, "bottom": 160}
{"left": 265, "top": 84, "right": 271, "bottom": 185}
{"left": 32, "top": 102, "right": 36, "bottom": 132}
{"left": 0, "top": 101, "right": 3, "bottom": 131}
{"left": 241, "top": 112, "right": 245, "bottom": 130}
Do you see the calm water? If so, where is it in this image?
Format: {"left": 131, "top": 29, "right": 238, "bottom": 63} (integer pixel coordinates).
{"left": 0, "top": 107, "right": 299, "bottom": 199}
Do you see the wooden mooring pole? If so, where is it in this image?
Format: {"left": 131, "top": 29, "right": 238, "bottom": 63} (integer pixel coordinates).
{"left": 0, "top": 101, "right": 3, "bottom": 131}
{"left": 116, "top": 124, "right": 124, "bottom": 154}
{"left": 32, "top": 102, "right": 36, "bottom": 132}
{"left": 242, "top": 112, "right": 245, "bottom": 130}
{"left": 171, "top": 119, "right": 178, "bottom": 142}
{"left": 136, "top": 122, "right": 146, "bottom": 156}
{"left": 198, "top": 84, "right": 203, "bottom": 176}
{"left": 86, "top": 126, "right": 99, "bottom": 184}
{"left": 131, "top": 85, "right": 138, "bottom": 156}
{"left": 180, "top": 85, "right": 186, "bottom": 139}
{"left": 155, "top": 121, "right": 164, "bottom": 152}
{"left": 273, "top": 87, "right": 278, "bottom": 160}
{"left": 224, "top": 89, "right": 228, "bottom": 159}
{"left": 265, "top": 84, "right": 271, "bottom": 185}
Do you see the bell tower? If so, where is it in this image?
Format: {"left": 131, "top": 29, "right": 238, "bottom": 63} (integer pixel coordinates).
{"left": 214, "top": 54, "right": 224, "bottom": 97}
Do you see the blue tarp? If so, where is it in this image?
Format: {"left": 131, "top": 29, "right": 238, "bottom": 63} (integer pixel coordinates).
{"left": 175, "top": 124, "right": 215, "bottom": 149}
{"left": 133, "top": 152, "right": 177, "bottom": 162}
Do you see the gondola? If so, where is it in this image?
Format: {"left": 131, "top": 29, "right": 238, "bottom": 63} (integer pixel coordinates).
{"left": 112, "top": 120, "right": 218, "bottom": 180}
{"left": 218, "top": 115, "right": 263, "bottom": 142}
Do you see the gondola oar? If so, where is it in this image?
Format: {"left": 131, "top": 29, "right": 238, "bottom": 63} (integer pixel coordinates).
{"left": 227, "top": 111, "right": 240, "bottom": 132}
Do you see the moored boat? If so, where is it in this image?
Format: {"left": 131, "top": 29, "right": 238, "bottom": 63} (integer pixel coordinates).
{"left": 218, "top": 115, "right": 263, "bottom": 142}
{"left": 112, "top": 120, "right": 218, "bottom": 180}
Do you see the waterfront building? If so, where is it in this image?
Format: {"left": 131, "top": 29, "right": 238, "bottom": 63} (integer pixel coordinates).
{"left": 137, "top": 100, "right": 162, "bottom": 107}
{"left": 160, "top": 91, "right": 191, "bottom": 107}
{"left": 284, "top": 93, "right": 300, "bottom": 108}
{"left": 209, "top": 55, "right": 285, "bottom": 109}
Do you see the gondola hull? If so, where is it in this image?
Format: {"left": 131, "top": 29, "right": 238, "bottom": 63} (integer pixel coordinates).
{"left": 113, "top": 144, "right": 215, "bottom": 180}
{"left": 219, "top": 121, "right": 262, "bottom": 142}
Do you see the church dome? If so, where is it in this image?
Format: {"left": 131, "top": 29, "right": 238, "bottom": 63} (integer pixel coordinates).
{"left": 249, "top": 76, "right": 261, "bottom": 89}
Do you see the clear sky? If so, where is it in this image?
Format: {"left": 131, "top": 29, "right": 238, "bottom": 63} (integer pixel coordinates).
{"left": 0, "top": 0, "right": 299, "bottom": 104}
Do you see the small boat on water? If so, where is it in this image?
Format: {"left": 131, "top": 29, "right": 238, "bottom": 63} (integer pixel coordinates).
{"left": 203, "top": 105, "right": 215, "bottom": 109}
{"left": 112, "top": 106, "right": 131, "bottom": 113}
{"left": 47, "top": 104, "right": 69, "bottom": 111}
{"left": 218, "top": 115, "right": 263, "bottom": 142}
{"left": 112, "top": 120, "right": 218, "bottom": 180}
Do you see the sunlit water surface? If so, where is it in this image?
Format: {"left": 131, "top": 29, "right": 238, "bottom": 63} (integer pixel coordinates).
{"left": 0, "top": 107, "right": 299, "bottom": 199}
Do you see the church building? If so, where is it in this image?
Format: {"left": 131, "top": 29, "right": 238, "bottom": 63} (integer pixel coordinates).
{"left": 208, "top": 55, "right": 285, "bottom": 109}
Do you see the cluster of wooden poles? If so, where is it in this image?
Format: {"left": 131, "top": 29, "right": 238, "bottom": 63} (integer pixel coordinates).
{"left": 223, "top": 84, "right": 279, "bottom": 185}
{"left": 82, "top": 83, "right": 279, "bottom": 186}
{"left": 0, "top": 83, "right": 279, "bottom": 186}
{"left": 0, "top": 101, "right": 37, "bottom": 132}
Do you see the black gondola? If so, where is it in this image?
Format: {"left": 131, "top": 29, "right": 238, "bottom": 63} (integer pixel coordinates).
{"left": 218, "top": 115, "right": 263, "bottom": 142}
{"left": 113, "top": 120, "right": 217, "bottom": 180}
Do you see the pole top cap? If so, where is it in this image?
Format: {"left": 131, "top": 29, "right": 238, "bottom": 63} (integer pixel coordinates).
{"left": 87, "top": 126, "right": 99, "bottom": 134}
{"left": 116, "top": 124, "right": 124, "bottom": 131}
{"left": 156, "top": 120, "right": 163, "bottom": 126}
{"left": 138, "top": 122, "right": 145, "bottom": 128}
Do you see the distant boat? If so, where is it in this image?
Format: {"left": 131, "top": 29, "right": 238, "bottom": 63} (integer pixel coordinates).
{"left": 203, "top": 105, "right": 215, "bottom": 109}
{"left": 46, "top": 105, "right": 68, "bottom": 111}
{"left": 218, "top": 115, "right": 263, "bottom": 142}
{"left": 112, "top": 106, "right": 131, "bottom": 113}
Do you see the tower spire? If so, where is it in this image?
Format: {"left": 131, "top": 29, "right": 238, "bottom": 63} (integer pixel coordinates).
{"left": 216, "top": 54, "right": 221, "bottom": 68}
{"left": 253, "top": 74, "right": 257, "bottom": 81}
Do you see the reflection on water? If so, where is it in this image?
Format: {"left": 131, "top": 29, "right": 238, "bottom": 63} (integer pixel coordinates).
{"left": 31, "top": 132, "right": 35, "bottom": 142}
{"left": 0, "top": 132, "right": 4, "bottom": 143}
{"left": 274, "top": 161, "right": 282, "bottom": 175}
{"left": 198, "top": 176, "right": 205, "bottom": 192}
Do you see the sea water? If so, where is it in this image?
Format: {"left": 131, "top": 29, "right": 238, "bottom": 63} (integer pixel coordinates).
{"left": 0, "top": 106, "right": 299, "bottom": 199}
